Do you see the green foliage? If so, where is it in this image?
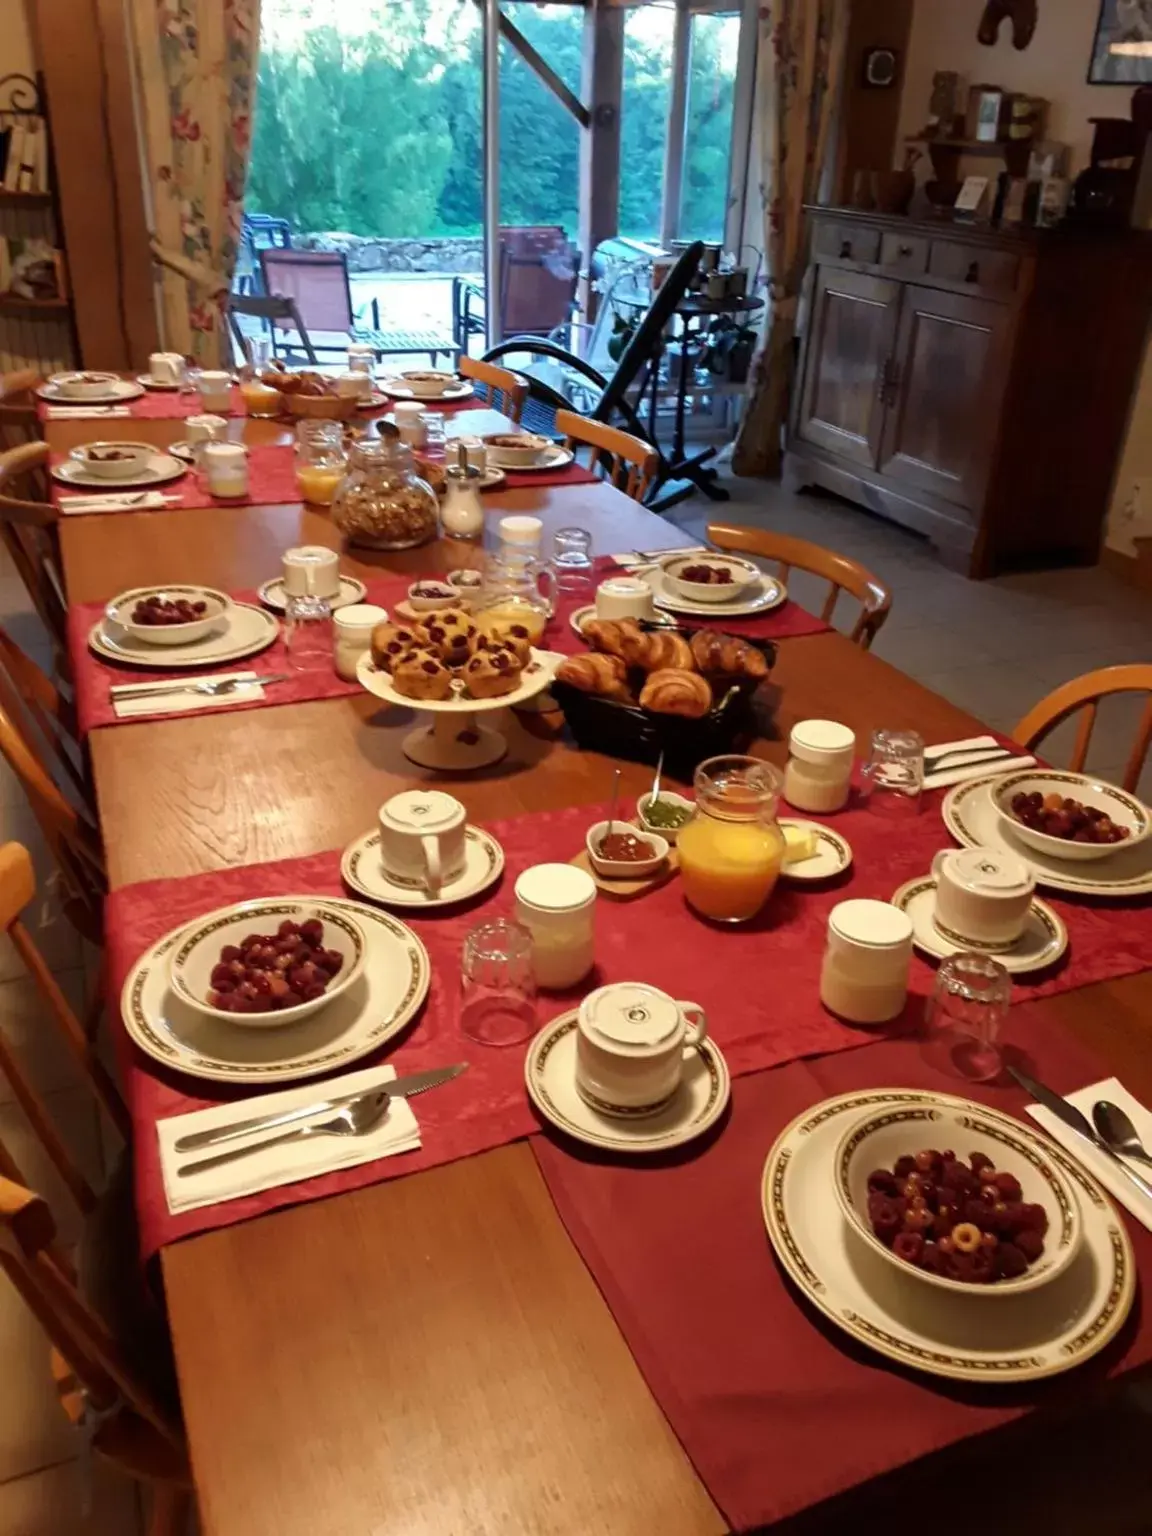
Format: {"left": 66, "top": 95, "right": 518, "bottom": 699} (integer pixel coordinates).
{"left": 247, "top": 1, "right": 738, "bottom": 246}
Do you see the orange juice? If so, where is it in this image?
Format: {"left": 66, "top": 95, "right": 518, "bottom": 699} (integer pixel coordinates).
{"left": 240, "top": 380, "right": 281, "bottom": 418}
{"left": 677, "top": 756, "right": 785, "bottom": 923}
{"left": 296, "top": 464, "right": 345, "bottom": 506}
{"left": 476, "top": 599, "right": 548, "bottom": 644}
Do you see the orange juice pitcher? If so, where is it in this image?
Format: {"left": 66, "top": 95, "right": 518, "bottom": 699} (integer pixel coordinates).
{"left": 677, "top": 756, "right": 785, "bottom": 924}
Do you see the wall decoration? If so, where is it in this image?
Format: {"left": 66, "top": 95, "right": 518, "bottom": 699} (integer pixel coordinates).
{"left": 1090, "top": 1, "right": 1152, "bottom": 84}
{"left": 978, "top": 0, "right": 1038, "bottom": 51}
{"left": 862, "top": 48, "right": 898, "bottom": 88}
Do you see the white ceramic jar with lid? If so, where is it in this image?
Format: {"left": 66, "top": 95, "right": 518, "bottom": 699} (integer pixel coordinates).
{"left": 784, "top": 719, "right": 856, "bottom": 813}
{"left": 514, "top": 862, "right": 596, "bottom": 989}
{"left": 201, "top": 441, "right": 248, "bottom": 498}
{"left": 333, "top": 602, "right": 387, "bottom": 682}
{"left": 820, "top": 898, "right": 913, "bottom": 1025}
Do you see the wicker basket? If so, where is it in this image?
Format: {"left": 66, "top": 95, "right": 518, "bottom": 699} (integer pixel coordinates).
{"left": 282, "top": 391, "right": 360, "bottom": 422}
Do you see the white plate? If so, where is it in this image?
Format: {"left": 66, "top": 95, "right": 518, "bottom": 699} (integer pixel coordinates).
{"left": 136, "top": 374, "right": 182, "bottom": 391}
{"left": 258, "top": 576, "right": 367, "bottom": 614}
{"left": 943, "top": 774, "right": 1152, "bottom": 897}
{"left": 525, "top": 1011, "right": 730, "bottom": 1154}
{"left": 88, "top": 602, "right": 278, "bottom": 670}
{"left": 119, "top": 895, "right": 430, "bottom": 1085}
{"left": 53, "top": 453, "right": 187, "bottom": 490}
{"left": 891, "top": 876, "right": 1068, "bottom": 974}
{"left": 378, "top": 379, "right": 474, "bottom": 402}
{"left": 566, "top": 605, "right": 679, "bottom": 639}
{"left": 779, "top": 819, "right": 853, "bottom": 882}
{"left": 485, "top": 443, "right": 574, "bottom": 473}
{"left": 357, "top": 646, "right": 562, "bottom": 713}
{"left": 762, "top": 1087, "right": 1134, "bottom": 1384}
{"left": 650, "top": 567, "right": 787, "bottom": 619}
{"left": 169, "top": 441, "right": 196, "bottom": 464}
{"left": 37, "top": 379, "right": 144, "bottom": 405}
{"left": 341, "top": 825, "right": 504, "bottom": 909}
{"left": 476, "top": 467, "right": 506, "bottom": 490}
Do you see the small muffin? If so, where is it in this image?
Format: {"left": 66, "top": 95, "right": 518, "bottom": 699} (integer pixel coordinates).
{"left": 423, "top": 608, "right": 478, "bottom": 668}
{"left": 477, "top": 614, "right": 537, "bottom": 661}
{"left": 463, "top": 645, "right": 523, "bottom": 699}
{"left": 477, "top": 627, "right": 531, "bottom": 666}
{"left": 390, "top": 648, "right": 454, "bottom": 701}
{"left": 370, "top": 621, "right": 429, "bottom": 673}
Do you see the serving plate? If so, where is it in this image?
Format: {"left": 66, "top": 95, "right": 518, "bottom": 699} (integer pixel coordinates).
{"left": 88, "top": 602, "right": 278, "bottom": 670}
{"left": 650, "top": 567, "right": 786, "bottom": 619}
{"left": 38, "top": 378, "right": 144, "bottom": 405}
{"left": 53, "top": 453, "right": 187, "bottom": 490}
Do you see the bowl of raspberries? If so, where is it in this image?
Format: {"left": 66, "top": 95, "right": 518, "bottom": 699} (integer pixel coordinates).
{"left": 834, "top": 1101, "right": 1082, "bottom": 1295}
{"left": 993, "top": 771, "right": 1148, "bottom": 864}
{"left": 106, "top": 585, "right": 231, "bottom": 647}
{"left": 169, "top": 899, "right": 368, "bottom": 1027}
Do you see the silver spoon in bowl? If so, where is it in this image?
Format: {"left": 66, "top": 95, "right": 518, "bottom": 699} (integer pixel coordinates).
{"left": 1092, "top": 1100, "right": 1152, "bottom": 1169}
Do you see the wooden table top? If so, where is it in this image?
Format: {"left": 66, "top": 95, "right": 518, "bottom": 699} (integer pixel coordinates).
{"left": 50, "top": 415, "right": 1152, "bottom": 1536}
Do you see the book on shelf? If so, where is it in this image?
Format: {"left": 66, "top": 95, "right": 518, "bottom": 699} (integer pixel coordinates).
{"left": 1, "top": 118, "right": 49, "bottom": 194}
{"left": 2, "top": 124, "right": 25, "bottom": 192}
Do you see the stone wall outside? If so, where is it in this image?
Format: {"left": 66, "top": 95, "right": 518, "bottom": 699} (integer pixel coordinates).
{"left": 296, "top": 232, "right": 483, "bottom": 275}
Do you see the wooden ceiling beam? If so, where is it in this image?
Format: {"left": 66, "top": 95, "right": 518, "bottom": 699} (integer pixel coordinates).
{"left": 497, "top": 9, "right": 591, "bottom": 128}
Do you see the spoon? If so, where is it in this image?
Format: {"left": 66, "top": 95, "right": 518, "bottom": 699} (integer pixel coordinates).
{"left": 648, "top": 750, "right": 665, "bottom": 811}
{"left": 606, "top": 766, "right": 621, "bottom": 840}
{"left": 1092, "top": 1100, "right": 1152, "bottom": 1169}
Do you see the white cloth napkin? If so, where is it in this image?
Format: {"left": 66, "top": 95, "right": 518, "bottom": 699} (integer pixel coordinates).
{"left": 158, "top": 1063, "right": 421, "bottom": 1215}
{"left": 923, "top": 734, "right": 1035, "bottom": 791}
{"left": 1024, "top": 1077, "right": 1152, "bottom": 1232}
{"left": 110, "top": 671, "right": 268, "bottom": 719}
{"left": 43, "top": 405, "right": 132, "bottom": 419}
{"left": 57, "top": 491, "right": 180, "bottom": 514}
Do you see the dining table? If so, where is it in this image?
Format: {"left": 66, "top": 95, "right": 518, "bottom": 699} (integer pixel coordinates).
{"left": 43, "top": 388, "right": 1152, "bottom": 1536}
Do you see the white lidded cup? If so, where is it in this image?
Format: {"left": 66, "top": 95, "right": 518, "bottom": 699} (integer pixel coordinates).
{"left": 333, "top": 602, "right": 387, "bottom": 683}
{"left": 184, "top": 413, "right": 228, "bottom": 445}
{"left": 201, "top": 441, "right": 248, "bottom": 499}
{"left": 281, "top": 545, "right": 341, "bottom": 601}
{"left": 378, "top": 789, "right": 467, "bottom": 894}
{"left": 931, "top": 845, "right": 1035, "bottom": 951}
{"left": 820, "top": 899, "right": 913, "bottom": 1025}
{"left": 594, "top": 576, "right": 655, "bottom": 622}
{"left": 514, "top": 863, "right": 596, "bottom": 990}
{"left": 197, "top": 370, "right": 232, "bottom": 414}
{"left": 393, "top": 401, "right": 427, "bottom": 449}
{"left": 783, "top": 719, "right": 856, "bottom": 814}
{"left": 498, "top": 515, "right": 543, "bottom": 557}
{"left": 575, "top": 982, "right": 707, "bottom": 1116}
{"left": 148, "top": 351, "right": 185, "bottom": 385}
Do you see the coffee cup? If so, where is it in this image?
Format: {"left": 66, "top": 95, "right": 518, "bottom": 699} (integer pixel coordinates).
{"left": 575, "top": 982, "right": 707, "bottom": 1117}
{"left": 594, "top": 576, "right": 655, "bottom": 622}
{"left": 281, "top": 546, "right": 341, "bottom": 601}
{"left": 931, "top": 846, "right": 1035, "bottom": 951}
{"left": 378, "top": 789, "right": 467, "bottom": 894}
{"left": 148, "top": 351, "right": 185, "bottom": 386}
{"left": 185, "top": 413, "right": 228, "bottom": 446}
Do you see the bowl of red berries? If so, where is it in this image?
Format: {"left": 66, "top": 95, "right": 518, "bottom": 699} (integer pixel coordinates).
{"left": 994, "top": 770, "right": 1148, "bottom": 864}
{"left": 834, "top": 1100, "right": 1082, "bottom": 1295}
{"left": 660, "top": 553, "right": 760, "bottom": 604}
{"left": 169, "top": 898, "right": 368, "bottom": 1027}
{"left": 106, "top": 585, "right": 231, "bottom": 647}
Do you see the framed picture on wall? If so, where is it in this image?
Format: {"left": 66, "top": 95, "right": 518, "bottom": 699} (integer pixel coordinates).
{"left": 1089, "top": 0, "right": 1152, "bottom": 85}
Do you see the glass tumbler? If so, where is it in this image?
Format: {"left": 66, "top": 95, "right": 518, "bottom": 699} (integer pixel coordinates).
{"left": 552, "top": 526, "right": 595, "bottom": 597}
{"left": 862, "top": 728, "right": 924, "bottom": 816}
{"left": 295, "top": 419, "right": 347, "bottom": 507}
{"left": 460, "top": 919, "right": 537, "bottom": 1047}
{"left": 423, "top": 413, "right": 448, "bottom": 456}
{"left": 284, "top": 593, "right": 334, "bottom": 673}
{"left": 923, "top": 952, "right": 1011, "bottom": 1082}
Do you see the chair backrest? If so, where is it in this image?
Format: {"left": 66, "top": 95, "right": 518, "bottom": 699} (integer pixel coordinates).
{"left": 0, "top": 441, "right": 67, "bottom": 657}
{"left": 556, "top": 408, "right": 658, "bottom": 503}
{"left": 706, "top": 523, "right": 893, "bottom": 648}
{"left": 260, "top": 248, "right": 354, "bottom": 334}
{"left": 228, "top": 294, "right": 319, "bottom": 366}
{"left": 1012, "top": 665, "right": 1152, "bottom": 793}
{"left": 0, "top": 369, "right": 41, "bottom": 454}
{"left": 457, "top": 355, "right": 526, "bottom": 423}
{"left": 499, "top": 226, "right": 578, "bottom": 337}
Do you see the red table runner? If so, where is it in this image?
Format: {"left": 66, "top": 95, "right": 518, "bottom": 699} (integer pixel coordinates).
{"left": 110, "top": 795, "right": 1152, "bottom": 1261}
{"left": 531, "top": 1005, "right": 1152, "bottom": 1531}
{"left": 52, "top": 445, "right": 300, "bottom": 512}
{"left": 39, "top": 385, "right": 489, "bottom": 424}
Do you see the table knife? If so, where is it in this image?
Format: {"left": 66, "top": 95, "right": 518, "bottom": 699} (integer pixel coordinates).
{"left": 174, "top": 1062, "right": 468, "bottom": 1153}
{"left": 1009, "top": 1065, "right": 1152, "bottom": 1203}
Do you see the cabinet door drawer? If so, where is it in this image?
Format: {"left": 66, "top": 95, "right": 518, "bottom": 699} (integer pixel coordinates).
{"left": 880, "top": 232, "right": 928, "bottom": 275}
{"left": 813, "top": 222, "right": 881, "bottom": 266}
{"left": 928, "top": 241, "right": 1019, "bottom": 294}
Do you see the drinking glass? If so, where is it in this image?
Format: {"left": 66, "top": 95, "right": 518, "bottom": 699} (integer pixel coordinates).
{"left": 423, "top": 413, "right": 447, "bottom": 457}
{"left": 295, "top": 419, "right": 347, "bottom": 507}
{"left": 553, "top": 526, "right": 595, "bottom": 597}
{"left": 923, "top": 952, "right": 1010, "bottom": 1082}
{"left": 460, "top": 919, "right": 537, "bottom": 1047}
{"left": 284, "top": 593, "right": 334, "bottom": 673}
{"left": 861, "top": 728, "right": 924, "bottom": 816}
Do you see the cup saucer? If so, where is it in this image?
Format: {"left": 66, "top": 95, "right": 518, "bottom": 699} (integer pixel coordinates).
{"left": 778, "top": 818, "right": 853, "bottom": 882}
{"left": 524, "top": 1011, "right": 730, "bottom": 1153}
{"left": 890, "top": 876, "right": 1067, "bottom": 974}
{"left": 340, "top": 825, "right": 504, "bottom": 909}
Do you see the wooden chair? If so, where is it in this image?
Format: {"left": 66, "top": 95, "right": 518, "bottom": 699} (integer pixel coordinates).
{"left": 0, "top": 440, "right": 68, "bottom": 661}
{"left": 555, "top": 408, "right": 658, "bottom": 503}
{"left": 457, "top": 354, "right": 526, "bottom": 423}
{"left": 1012, "top": 666, "right": 1152, "bottom": 794}
{"left": 0, "top": 368, "right": 41, "bottom": 453}
{"left": 706, "top": 523, "right": 893, "bottom": 648}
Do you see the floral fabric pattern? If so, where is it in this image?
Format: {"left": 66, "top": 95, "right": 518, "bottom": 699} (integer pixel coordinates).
{"left": 733, "top": 0, "right": 847, "bottom": 478}
{"left": 131, "top": 0, "right": 260, "bottom": 365}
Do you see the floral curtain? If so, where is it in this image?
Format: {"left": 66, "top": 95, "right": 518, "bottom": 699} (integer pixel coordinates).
{"left": 732, "top": 0, "right": 848, "bottom": 478}
{"left": 130, "top": 0, "right": 260, "bottom": 366}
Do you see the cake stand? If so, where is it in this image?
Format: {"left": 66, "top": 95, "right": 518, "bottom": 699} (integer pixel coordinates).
{"left": 357, "top": 648, "right": 563, "bottom": 769}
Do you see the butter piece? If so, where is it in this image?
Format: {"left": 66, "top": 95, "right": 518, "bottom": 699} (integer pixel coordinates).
{"left": 783, "top": 824, "right": 818, "bottom": 864}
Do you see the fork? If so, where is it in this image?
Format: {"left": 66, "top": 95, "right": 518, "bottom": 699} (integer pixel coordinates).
{"left": 111, "top": 672, "right": 291, "bottom": 702}
{"left": 178, "top": 1095, "right": 390, "bottom": 1176}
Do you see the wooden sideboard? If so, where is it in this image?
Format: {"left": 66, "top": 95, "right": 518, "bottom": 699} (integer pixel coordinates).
{"left": 784, "top": 206, "right": 1152, "bottom": 577}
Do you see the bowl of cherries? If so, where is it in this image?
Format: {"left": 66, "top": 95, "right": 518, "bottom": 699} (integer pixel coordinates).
{"left": 834, "top": 1100, "right": 1082, "bottom": 1296}
{"left": 994, "top": 770, "right": 1149, "bottom": 864}
{"left": 169, "top": 898, "right": 368, "bottom": 1027}
{"left": 660, "top": 553, "right": 760, "bottom": 604}
{"left": 106, "top": 584, "right": 231, "bottom": 647}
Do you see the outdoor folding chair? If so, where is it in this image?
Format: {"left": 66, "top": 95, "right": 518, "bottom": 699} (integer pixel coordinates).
{"left": 228, "top": 294, "right": 319, "bottom": 367}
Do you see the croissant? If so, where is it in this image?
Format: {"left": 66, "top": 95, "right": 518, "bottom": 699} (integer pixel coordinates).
{"left": 556, "top": 652, "right": 632, "bottom": 700}
{"left": 690, "top": 629, "right": 769, "bottom": 679}
{"left": 641, "top": 630, "right": 695, "bottom": 673}
{"left": 639, "top": 668, "right": 713, "bottom": 718}
{"left": 582, "top": 618, "right": 644, "bottom": 663}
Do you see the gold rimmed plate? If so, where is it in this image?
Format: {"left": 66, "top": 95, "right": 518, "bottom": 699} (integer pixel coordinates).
{"left": 779, "top": 819, "right": 853, "bottom": 883}
{"left": 341, "top": 825, "right": 504, "bottom": 909}
{"left": 88, "top": 602, "right": 278, "bottom": 670}
{"left": 891, "top": 876, "right": 1067, "bottom": 974}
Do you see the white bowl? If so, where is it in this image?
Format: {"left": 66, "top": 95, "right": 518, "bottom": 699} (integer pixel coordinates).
{"left": 483, "top": 431, "right": 551, "bottom": 467}
{"left": 834, "top": 1100, "right": 1082, "bottom": 1298}
{"left": 406, "top": 580, "right": 459, "bottom": 614}
{"left": 660, "top": 552, "right": 760, "bottom": 604}
{"left": 70, "top": 441, "right": 154, "bottom": 479}
{"left": 401, "top": 370, "right": 459, "bottom": 398}
{"left": 169, "top": 898, "right": 368, "bottom": 1027}
{"left": 635, "top": 791, "right": 694, "bottom": 846}
{"left": 585, "top": 820, "right": 669, "bottom": 879}
{"left": 52, "top": 370, "right": 121, "bottom": 399}
{"left": 993, "top": 770, "right": 1150, "bottom": 864}
{"left": 105, "top": 585, "right": 231, "bottom": 647}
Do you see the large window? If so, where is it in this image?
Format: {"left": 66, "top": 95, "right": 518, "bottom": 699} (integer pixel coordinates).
{"left": 619, "top": 4, "right": 676, "bottom": 242}
{"left": 679, "top": 10, "right": 740, "bottom": 243}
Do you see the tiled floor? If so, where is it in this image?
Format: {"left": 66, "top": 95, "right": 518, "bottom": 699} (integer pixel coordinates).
{"left": 0, "top": 472, "right": 1149, "bottom": 1532}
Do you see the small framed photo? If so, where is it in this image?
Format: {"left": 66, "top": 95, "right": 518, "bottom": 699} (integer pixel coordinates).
{"left": 969, "top": 86, "right": 1005, "bottom": 143}
{"left": 1089, "top": 0, "right": 1152, "bottom": 86}
{"left": 954, "top": 176, "right": 991, "bottom": 217}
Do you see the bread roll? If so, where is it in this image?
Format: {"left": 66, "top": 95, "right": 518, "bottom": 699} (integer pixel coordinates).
{"left": 556, "top": 652, "right": 631, "bottom": 700}
{"left": 690, "top": 629, "right": 769, "bottom": 679}
{"left": 639, "top": 668, "right": 712, "bottom": 718}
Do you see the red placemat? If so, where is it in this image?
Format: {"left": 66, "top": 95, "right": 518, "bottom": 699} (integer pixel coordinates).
{"left": 531, "top": 1005, "right": 1152, "bottom": 1532}
{"left": 499, "top": 463, "right": 601, "bottom": 489}
{"left": 52, "top": 445, "right": 299, "bottom": 512}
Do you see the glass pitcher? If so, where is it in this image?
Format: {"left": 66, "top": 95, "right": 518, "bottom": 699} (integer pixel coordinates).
{"left": 677, "top": 755, "right": 785, "bottom": 924}
{"left": 474, "top": 551, "right": 557, "bottom": 646}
